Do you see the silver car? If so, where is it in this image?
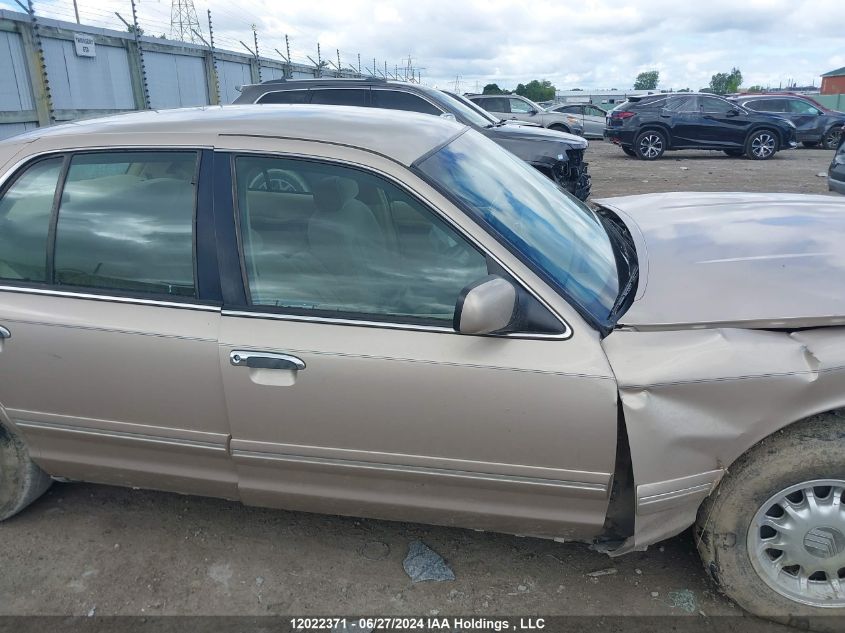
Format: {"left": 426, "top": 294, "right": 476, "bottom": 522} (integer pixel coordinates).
{"left": 548, "top": 103, "right": 607, "bottom": 139}
{"left": 468, "top": 94, "right": 585, "bottom": 136}
{"left": 0, "top": 106, "right": 844, "bottom": 630}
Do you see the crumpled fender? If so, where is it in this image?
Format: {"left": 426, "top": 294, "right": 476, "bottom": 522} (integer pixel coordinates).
{"left": 601, "top": 326, "right": 845, "bottom": 553}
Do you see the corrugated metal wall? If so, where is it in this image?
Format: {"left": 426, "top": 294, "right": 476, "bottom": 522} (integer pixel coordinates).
{"left": 41, "top": 38, "right": 135, "bottom": 110}
{"left": 0, "top": 31, "right": 33, "bottom": 111}
{"left": 217, "top": 59, "right": 253, "bottom": 104}
{"left": 0, "top": 9, "right": 373, "bottom": 140}
{"left": 145, "top": 51, "right": 208, "bottom": 109}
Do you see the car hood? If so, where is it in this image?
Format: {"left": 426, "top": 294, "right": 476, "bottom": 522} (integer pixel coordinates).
{"left": 596, "top": 192, "right": 845, "bottom": 330}
{"left": 487, "top": 122, "right": 587, "bottom": 148}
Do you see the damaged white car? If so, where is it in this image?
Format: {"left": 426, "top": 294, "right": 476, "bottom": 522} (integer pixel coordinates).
{"left": 0, "top": 106, "right": 843, "bottom": 630}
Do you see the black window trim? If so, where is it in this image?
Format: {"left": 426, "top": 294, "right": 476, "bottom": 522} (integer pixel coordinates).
{"left": 221, "top": 149, "right": 572, "bottom": 340}
{"left": 0, "top": 146, "right": 222, "bottom": 309}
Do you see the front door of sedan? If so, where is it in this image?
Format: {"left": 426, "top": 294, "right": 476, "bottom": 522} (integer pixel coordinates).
{"left": 787, "top": 99, "right": 826, "bottom": 142}
{"left": 214, "top": 147, "right": 619, "bottom": 539}
{"left": 508, "top": 96, "right": 538, "bottom": 124}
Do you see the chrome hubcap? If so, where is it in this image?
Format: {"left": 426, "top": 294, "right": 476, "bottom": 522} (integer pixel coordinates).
{"left": 748, "top": 479, "right": 845, "bottom": 607}
{"left": 751, "top": 133, "right": 776, "bottom": 158}
{"left": 638, "top": 134, "right": 662, "bottom": 158}
{"left": 825, "top": 128, "right": 842, "bottom": 149}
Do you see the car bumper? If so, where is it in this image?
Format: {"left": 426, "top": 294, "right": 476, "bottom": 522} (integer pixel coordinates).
{"left": 604, "top": 127, "right": 635, "bottom": 146}
{"left": 830, "top": 173, "right": 845, "bottom": 195}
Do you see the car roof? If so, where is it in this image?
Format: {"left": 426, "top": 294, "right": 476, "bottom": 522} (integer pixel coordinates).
{"left": 2, "top": 105, "right": 466, "bottom": 167}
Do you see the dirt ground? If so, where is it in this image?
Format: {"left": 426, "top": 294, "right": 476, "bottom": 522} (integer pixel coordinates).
{"left": 0, "top": 143, "right": 838, "bottom": 623}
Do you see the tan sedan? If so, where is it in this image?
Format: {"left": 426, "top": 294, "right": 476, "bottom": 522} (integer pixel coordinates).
{"left": 0, "top": 105, "right": 843, "bottom": 630}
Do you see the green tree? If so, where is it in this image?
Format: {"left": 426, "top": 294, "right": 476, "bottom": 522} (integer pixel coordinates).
{"left": 708, "top": 67, "right": 743, "bottom": 95}
{"left": 482, "top": 83, "right": 507, "bottom": 95}
{"left": 677, "top": 87, "right": 692, "bottom": 92}
{"left": 633, "top": 70, "right": 659, "bottom": 90}
{"left": 514, "top": 79, "right": 555, "bottom": 102}
{"left": 746, "top": 85, "right": 764, "bottom": 93}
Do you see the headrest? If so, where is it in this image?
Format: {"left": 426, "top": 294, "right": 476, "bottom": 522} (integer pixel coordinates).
{"left": 313, "top": 176, "right": 359, "bottom": 213}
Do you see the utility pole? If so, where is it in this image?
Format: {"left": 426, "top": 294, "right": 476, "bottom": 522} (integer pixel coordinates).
{"left": 72, "top": 0, "right": 80, "bottom": 23}
{"left": 285, "top": 34, "right": 292, "bottom": 78}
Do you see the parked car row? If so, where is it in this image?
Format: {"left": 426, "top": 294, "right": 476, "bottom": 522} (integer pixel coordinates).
{"left": 234, "top": 79, "right": 591, "bottom": 200}
{"left": 604, "top": 92, "right": 799, "bottom": 160}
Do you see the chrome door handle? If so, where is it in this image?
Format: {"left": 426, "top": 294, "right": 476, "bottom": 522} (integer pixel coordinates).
{"left": 0, "top": 326, "right": 10, "bottom": 339}
{"left": 230, "top": 350, "right": 305, "bottom": 371}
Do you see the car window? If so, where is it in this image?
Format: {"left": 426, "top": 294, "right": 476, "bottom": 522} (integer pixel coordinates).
{"left": 371, "top": 90, "right": 441, "bottom": 115}
{"left": 745, "top": 98, "right": 786, "bottom": 112}
{"left": 509, "top": 98, "right": 533, "bottom": 113}
{"left": 586, "top": 105, "right": 605, "bottom": 117}
{"left": 0, "top": 157, "right": 63, "bottom": 282}
{"left": 559, "top": 105, "right": 580, "bottom": 113}
{"left": 472, "top": 97, "right": 508, "bottom": 113}
{"left": 788, "top": 99, "right": 821, "bottom": 115}
{"left": 54, "top": 151, "right": 198, "bottom": 297}
{"left": 699, "top": 96, "right": 735, "bottom": 114}
{"left": 309, "top": 89, "right": 368, "bottom": 106}
{"left": 257, "top": 90, "right": 311, "bottom": 104}
{"left": 664, "top": 95, "right": 697, "bottom": 111}
{"left": 234, "top": 155, "right": 488, "bottom": 323}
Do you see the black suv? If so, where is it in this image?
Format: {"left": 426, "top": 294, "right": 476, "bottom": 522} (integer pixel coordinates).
{"left": 604, "top": 93, "right": 798, "bottom": 160}
{"left": 730, "top": 94, "right": 844, "bottom": 149}
{"left": 234, "top": 78, "right": 591, "bottom": 199}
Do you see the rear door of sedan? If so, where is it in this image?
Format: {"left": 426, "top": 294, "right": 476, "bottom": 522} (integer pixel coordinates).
{"left": 0, "top": 148, "right": 235, "bottom": 497}
{"left": 211, "top": 137, "right": 620, "bottom": 539}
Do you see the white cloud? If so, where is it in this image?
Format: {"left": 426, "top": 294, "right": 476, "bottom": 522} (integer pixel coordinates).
{"left": 10, "top": 0, "right": 840, "bottom": 91}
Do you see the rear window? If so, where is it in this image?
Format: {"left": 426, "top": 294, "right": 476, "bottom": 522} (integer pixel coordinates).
{"left": 54, "top": 151, "right": 198, "bottom": 297}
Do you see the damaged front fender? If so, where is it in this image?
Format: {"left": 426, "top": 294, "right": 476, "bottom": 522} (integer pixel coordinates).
{"left": 601, "top": 326, "right": 845, "bottom": 553}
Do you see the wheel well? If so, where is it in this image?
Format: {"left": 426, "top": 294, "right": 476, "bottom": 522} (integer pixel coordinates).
{"left": 596, "top": 400, "right": 635, "bottom": 549}
{"left": 548, "top": 123, "right": 570, "bottom": 133}
{"left": 635, "top": 125, "right": 671, "bottom": 147}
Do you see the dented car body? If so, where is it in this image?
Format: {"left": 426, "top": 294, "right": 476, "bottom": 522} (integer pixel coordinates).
{"left": 0, "top": 107, "right": 844, "bottom": 623}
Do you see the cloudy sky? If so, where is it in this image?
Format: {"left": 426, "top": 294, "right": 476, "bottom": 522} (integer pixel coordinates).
{"left": 8, "top": 0, "right": 844, "bottom": 92}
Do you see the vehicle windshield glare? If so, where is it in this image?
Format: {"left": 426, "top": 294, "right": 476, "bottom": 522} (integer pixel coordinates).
{"left": 417, "top": 130, "right": 619, "bottom": 323}
{"left": 442, "top": 90, "right": 500, "bottom": 125}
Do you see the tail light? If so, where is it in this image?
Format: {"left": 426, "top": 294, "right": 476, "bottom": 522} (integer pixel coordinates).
{"left": 611, "top": 111, "right": 635, "bottom": 120}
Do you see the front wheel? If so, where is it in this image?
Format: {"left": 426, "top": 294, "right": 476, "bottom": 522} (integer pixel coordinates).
{"left": 696, "top": 411, "right": 845, "bottom": 631}
{"left": 634, "top": 130, "right": 666, "bottom": 160}
{"left": 821, "top": 127, "right": 842, "bottom": 151}
{"left": 745, "top": 129, "right": 778, "bottom": 160}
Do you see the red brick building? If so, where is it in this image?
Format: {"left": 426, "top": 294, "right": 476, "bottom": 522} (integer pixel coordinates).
{"left": 821, "top": 66, "right": 845, "bottom": 94}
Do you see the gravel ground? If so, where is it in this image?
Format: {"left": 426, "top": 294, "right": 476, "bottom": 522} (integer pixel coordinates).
{"left": 0, "top": 142, "right": 838, "bottom": 623}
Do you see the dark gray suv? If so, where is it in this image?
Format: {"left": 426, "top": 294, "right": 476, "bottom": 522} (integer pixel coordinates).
{"left": 731, "top": 94, "right": 844, "bottom": 149}
{"left": 234, "top": 78, "right": 591, "bottom": 200}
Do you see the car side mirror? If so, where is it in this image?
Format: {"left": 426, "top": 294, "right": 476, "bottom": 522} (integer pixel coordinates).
{"left": 528, "top": 109, "right": 537, "bottom": 115}
{"left": 454, "top": 275, "right": 517, "bottom": 335}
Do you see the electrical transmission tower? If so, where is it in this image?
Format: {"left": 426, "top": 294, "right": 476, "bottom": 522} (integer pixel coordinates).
{"left": 170, "top": 0, "right": 203, "bottom": 43}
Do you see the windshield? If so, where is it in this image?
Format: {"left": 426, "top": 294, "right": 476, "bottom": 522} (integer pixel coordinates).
{"left": 442, "top": 90, "right": 499, "bottom": 125}
{"left": 417, "top": 129, "right": 619, "bottom": 323}
{"left": 428, "top": 90, "right": 495, "bottom": 128}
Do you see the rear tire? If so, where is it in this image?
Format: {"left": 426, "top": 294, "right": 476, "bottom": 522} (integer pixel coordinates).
{"left": 723, "top": 149, "right": 744, "bottom": 157}
{"left": 621, "top": 146, "right": 637, "bottom": 157}
{"left": 634, "top": 130, "right": 666, "bottom": 160}
{"left": 745, "top": 129, "right": 778, "bottom": 160}
{"left": 0, "top": 423, "right": 51, "bottom": 521}
{"left": 821, "top": 127, "right": 842, "bottom": 151}
{"left": 696, "top": 411, "right": 845, "bottom": 632}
